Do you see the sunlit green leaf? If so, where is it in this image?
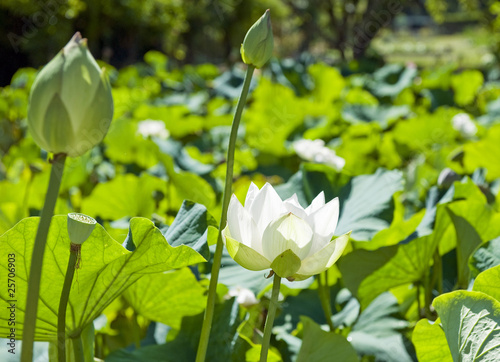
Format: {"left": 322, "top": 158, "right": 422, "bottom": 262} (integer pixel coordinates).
{"left": 392, "top": 108, "right": 457, "bottom": 155}
{"left": 245, "top": 78, "right": 308, "bottom": 156}
{"left": 464, "top": 124, "right": 500, "bottom": 181}
{"left": 446, "top": 200, "right": 500, "bottom": 287}
{"left": 296, "top": 316, "right": 358, "bottom": 362}
{"left": 308, "top": 63, "right": 345, "bottom": 104}
{"left": 339, "top": 205, "right": 451, "bottom": 308}
{"left": 104, "top": 117, "right": 160, "bottom": 168}
{"left": 361, "top": 198, "right": 425, "bottom": 250}
{"left": 412, "top": 318, "right": 452, "bottom": 362}
{"left": 451, "top": 70, "right": 483, "bottom": 106}
{"left": 470, "top": 237, "right": 500, "bottom": 278}
{"left": 123, "top": 268, "right": 206, "bottom": 329}
{"left": 81, "top": 173, "right": 166, "bottom": 220}
{"left": 433, "top": 290, "right": 500, "bottom": 361}
{"left": 0, "top": 216, "right": 204, "bottom": 340}
{"left": 473, "top": 264, "right": 500, "bottom": 302}
{"left": 159, "top": 153, "right": 216, "bottom": 209}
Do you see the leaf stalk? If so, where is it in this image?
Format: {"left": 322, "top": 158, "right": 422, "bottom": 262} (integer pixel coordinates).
{"left": 22, "top": 153, "right": 67, "bottom": 362}
{"left": 317, "top": 271, "right": 335, "bottom": 332}
{"left": 57, "top": 244, "right": 79, "bottom": 362}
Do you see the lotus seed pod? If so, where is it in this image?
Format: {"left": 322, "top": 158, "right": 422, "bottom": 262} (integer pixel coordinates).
{"left": 27, "top": 32, "right": 114, "bottom": 157}
{"left": 67, "top": 213, "right": 96, "bottom": 245}
{"left": 240, "top": 9, "right": 274, "bottom": 68}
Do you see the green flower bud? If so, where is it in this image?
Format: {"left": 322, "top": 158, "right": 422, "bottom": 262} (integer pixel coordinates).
{"left": 67, "top": 213, "right": 96, "bottom": 245}
{"left": 28, "top": 32, "right": 113, "bottom": 157}
{"left": 240, "top": 9, "right": 274, "bottom": 68}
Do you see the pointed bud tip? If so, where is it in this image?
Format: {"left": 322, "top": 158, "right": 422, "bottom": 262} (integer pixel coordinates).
{"left": 264, "top": 9, "right": 271, "bottom": 26}
{"left": 240, "top": 9, "right": 274, "bottom": 68}
{"left": 70, "top": 32, "right": 87, "bottom": 45}
{"left": 65, "top": 32, "right": 87, "bottom": 53}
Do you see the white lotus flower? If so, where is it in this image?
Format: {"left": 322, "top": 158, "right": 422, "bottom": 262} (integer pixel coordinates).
{"left": 293, "top": 139, "right": 345, "bottom": 171}
{"left": 137, "top": 119, "right": 170, "bottom": 139}
{"left": 452, "top": 113, "right": 477, "bottom": 137}
{"left": 222, "top": 183, "right": 350, "bottom": 281}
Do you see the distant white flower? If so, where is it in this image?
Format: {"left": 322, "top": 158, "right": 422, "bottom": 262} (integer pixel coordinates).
{"left": 137, "top": 120, "right": 170, "bottom": 139}
{"left": 227, "top": 286, "right": 258, "bottom": 307}
{"left": 293, "top": 139, "right": 345, "bottom": 171}
{"left": 452, "top": 113, "right": 477, "bottom": 137}
{"left": 481, "top": 53, "right": 495, "bottom": 66}
{"left": 223, "top": 182, "right": 350, "bottom": 281}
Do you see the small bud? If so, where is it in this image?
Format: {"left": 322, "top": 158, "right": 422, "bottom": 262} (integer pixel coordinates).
{"left": 28, "top": 32, "right": 114, "bottom": 157}
{"left": 67, "top": 213, "right": 96, "bottom": 245}
{"left": 240, "top": 9, "right": 274, "bottom": 68}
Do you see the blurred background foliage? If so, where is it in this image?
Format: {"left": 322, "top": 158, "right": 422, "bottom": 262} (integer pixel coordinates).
{"left": 2, "top": 1, "right": 500, "bottom": 360}
{"left": 1, "top": 0, "right": 499, "bottom": 86}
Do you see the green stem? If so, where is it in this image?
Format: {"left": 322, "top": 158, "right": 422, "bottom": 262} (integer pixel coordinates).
{"left": 433, "top": 249, "right": 443, "bottom": 295}
{"left": 165, "top": 177, "right": 171, "bottom": 217}
{"left": 132, "top": 312, "right": 141, "bottom": 349}
{"left": 260, "top": 274, "right": 281, "bottom": 362}
{"left": 416, "top": 282, "right": 422, "bottom": 319}
{"left": 195, "top": 65, "right": 255, "bottom": 362}
{"left": 57, "top": 248, "right": 78, "bottom": 362}
{"left": 324, "top": 271, "right": 330, "bottom": 303}
{"left": 22, "top": 153, "right": 67, "bottom": 362}
{"left": 71, "top": 334, "right": 85, "bottom": 362}
{"left": 424, "top": 268, "right": 432, "bottom": 317}
{"left": 317, "top": 272, "right": 335, "bottom": 332}
{"left": 20, "top": 170, "right": 35, "bottom": 219}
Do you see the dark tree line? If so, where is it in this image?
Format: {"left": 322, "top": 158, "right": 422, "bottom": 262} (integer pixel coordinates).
{"left": 0, "top": 0, "right": 496, "bottom": 86}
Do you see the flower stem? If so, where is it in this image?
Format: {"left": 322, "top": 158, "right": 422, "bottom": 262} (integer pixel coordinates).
{"left": 317, "top": 271, "right": 335, "bottom": 332}
{"left": 71, "top": 334, "right": 85, "bottom": 362}
{"left": 432, "top": 249, "right": 443, "bottom": 295}
{"left": 57, "top": 245, "right": 79, "bottom": 362}
{"left": 195, "top": 65, "right": 255, "bottom": 362}
{"left": 416, "top": 282, "right": 422, "bottom": 319}
{"left": 22, "top": 153, "right": 67, "bottom": 362}
{"left": 260, "top": 274, "right": 281, "bottom": 362}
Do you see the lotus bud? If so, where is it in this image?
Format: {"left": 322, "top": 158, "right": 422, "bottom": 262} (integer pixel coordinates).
{"left": 240, "top": 9, "right": 274, "bottom": 68}
{"left": 67, "top": 213, "right": 96, "bottom": 245}
{"left": 27, "top": 32, "right": 114, "bottom": 157}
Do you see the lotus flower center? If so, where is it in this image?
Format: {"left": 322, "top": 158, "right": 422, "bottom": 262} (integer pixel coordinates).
{"left": 276, "top": 213, "right": 312, "bottom": 248}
